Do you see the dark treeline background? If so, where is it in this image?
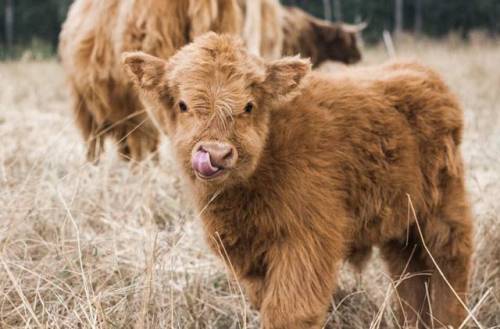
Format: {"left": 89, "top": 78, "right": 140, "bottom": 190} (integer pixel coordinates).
{"left": 1, "top": 0, "right": 499, "bottom": 57}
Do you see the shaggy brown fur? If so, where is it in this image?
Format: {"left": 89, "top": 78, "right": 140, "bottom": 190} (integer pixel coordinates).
{"left": 238, "top": 0, "right": 284, "bottom": 59}
{"left": 259, "top": 0, "right": 284, "bottom": 59}
{"left": 282, "top": 6, "right": 363, "bottom": 67}
{"left": 124, "top": 33, "right": 472, "bottom": 329}
{"left": 123, "top": 33, "right": 473, "bottom": 329}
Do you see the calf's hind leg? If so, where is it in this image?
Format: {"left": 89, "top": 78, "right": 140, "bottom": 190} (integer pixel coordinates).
{"left": 383, "top": 178, "right": 473, "bottom": 328}
{"left": 424, "top": 176, "right": 473, "bottom": 328}
{"left": 381, "top": 238, "right": 432, "bottom": 328}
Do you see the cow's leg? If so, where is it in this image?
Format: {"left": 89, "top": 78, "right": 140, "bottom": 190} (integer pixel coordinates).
{"left": 72, "top": 92, "right": 103, "bottom": 163}
{"left": 111, "top": 114, "right": 158, "bottom": 162}
{"left": 125, "top": 117, "right": 159, "bottom": 162}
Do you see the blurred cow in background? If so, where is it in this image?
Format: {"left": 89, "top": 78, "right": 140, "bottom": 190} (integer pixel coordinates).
{"left": 243, "top": 0, "right": 364, "bottom": 65}
{"left": 59, "top": 0, "right": 364, "bottom": 162}
{"left": 281, "top": 6, "right": 364, "bottom": 67}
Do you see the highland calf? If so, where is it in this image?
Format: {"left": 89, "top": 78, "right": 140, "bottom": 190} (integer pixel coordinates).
{"left": 123, "top": 33, "right": 473, "bottom": 329}
{"left": 123, "top": 33, "right": 472, "bottom": 329}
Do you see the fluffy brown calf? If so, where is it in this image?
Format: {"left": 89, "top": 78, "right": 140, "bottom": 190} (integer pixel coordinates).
{"left": 123, "top": 33, "right": 473, "bottom": 329}
{"left": 282, "top": 6, "right": 363, "bottom": 67}
{"left": 124, "top": 33, "right": 473, "bottom": 328}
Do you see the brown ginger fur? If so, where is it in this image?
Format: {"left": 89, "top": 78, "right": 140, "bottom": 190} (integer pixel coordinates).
{"left": 282, "top": 6, "right": 363, "bottom": 67}
{"left": 122, "top": 33, "right": 473, "bottom": 329}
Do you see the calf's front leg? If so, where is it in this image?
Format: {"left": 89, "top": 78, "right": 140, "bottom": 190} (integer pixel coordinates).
{"left": 257, "top": 243, "right": 340, "bottom": 329}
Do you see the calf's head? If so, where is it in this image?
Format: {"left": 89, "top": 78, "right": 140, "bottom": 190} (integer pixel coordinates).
{"left": 122, "top": 33, "right": 310, "bottom": 187}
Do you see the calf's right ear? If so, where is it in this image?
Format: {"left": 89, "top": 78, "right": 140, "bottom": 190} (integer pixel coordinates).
{"left": 262, "top": 56, "right": 311, "bottom": 100}
{"left": 122, "top": 52, "right": 169, "bottom": 92}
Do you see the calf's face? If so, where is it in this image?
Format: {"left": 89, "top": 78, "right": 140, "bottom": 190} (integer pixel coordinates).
{"left": 123, "top": 33, "right": 310, "bottom": 187}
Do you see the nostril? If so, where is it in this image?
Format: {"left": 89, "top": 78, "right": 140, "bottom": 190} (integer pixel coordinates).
{"left": 222, "top": 148, "right": 233, "bottom": 160}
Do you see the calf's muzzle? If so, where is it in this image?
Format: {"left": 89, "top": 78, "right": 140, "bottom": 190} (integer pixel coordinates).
{"left": 191, "top": 141, "right": 237, "bottom": 179}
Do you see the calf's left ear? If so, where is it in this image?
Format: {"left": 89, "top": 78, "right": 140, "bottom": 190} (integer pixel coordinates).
{"left": 122, "top": 52, "right": 169, "bottom": 92}
{"left": 262, "top": 56, "right": 311, "bottom": 99}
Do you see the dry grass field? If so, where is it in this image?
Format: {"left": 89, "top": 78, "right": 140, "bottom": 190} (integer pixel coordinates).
{"left": 0, "top": 37, "right": 499, "bottom": 328}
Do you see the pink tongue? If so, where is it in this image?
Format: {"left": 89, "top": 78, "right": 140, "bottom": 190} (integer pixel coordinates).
{"left": 192, "top": 151, "right": 220, "bottom": 177}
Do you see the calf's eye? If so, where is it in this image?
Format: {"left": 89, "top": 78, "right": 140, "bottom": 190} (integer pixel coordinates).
{"left": 178, "top": 101, "right": 188, "bottom": 113}
{"left": 244, "top": 102, "right": 254, "bottom": 113}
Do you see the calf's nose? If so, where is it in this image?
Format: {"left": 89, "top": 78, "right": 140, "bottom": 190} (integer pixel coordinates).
{"left": 199, "top": 142, "right": 237, "bottom": 169}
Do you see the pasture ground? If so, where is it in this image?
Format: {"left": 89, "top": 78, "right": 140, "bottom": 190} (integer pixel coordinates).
{"left": 0, "top": 37, "right": 499, "bottom": 328}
